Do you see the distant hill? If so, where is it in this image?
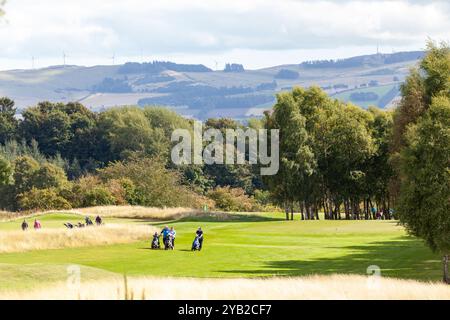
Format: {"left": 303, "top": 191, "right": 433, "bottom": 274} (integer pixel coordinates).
{"left": 0, "top": 51, "right": 424, "bottom": 119}
{"left": 300, "top": 51, "right": 425, "bottom": 69}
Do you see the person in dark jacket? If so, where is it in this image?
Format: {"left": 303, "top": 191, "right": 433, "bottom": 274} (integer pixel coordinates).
{"left": 21, "top": 220, "right": 28, "bottom": 231}
{"left": 196, "top": 227, "right": 204, "bottom": 251}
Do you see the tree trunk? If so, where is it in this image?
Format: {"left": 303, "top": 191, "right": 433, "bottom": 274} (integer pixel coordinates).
{"left": 337, "top": 203, "right": 342, "bottom": 220}
{"left": 300, "top": 202, "right": 305, "bottom": 220}
{"left": 323, "top": 200, "right": 329, "bottom": 220}
{"left": 285, "top": 204, "right": 289, "bottom": 221}
{"left": 444, "top": 255, "right": 449, "bottom": 284}
{"left": 344, "top": 200, "right": 349, "bottom": 220}
{"left": 290, "top": 205, "right": 294, "bottom": 221}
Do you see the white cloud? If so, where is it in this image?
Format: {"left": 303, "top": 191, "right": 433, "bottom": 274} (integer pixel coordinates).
{"left": 0, "top": 0, "right": 448, "bottom": 70}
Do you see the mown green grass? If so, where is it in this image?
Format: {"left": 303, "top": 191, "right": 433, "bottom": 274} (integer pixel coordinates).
{"left": 0, "top": 212, "right": 442, "bottom": 290}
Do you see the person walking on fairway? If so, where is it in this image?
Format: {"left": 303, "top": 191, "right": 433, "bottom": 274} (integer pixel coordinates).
{"left": 170, "top": 227, "right": 177, "bottom": 248}
{"left": 33, "top": 219, "right": 41, "bottom": 230}
{"left": 161, "top": 226, "right": 170, "bottom": 245}
{"left": 21, "top": 220, "right": 28, "bottom": 231}
{"left": 196, "top": 227, "right": 204, "bottom": 251}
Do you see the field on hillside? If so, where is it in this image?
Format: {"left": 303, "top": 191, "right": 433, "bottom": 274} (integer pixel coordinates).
{"left": 332, "top": 84, "right": 400, "bottom": 108}
{"left": 0, "top": 209, "right": 444, "bottom": 298}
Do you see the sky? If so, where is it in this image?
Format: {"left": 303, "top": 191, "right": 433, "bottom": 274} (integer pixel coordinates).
{"left": 0, "top": 0, "right": 449, "bottom": 71}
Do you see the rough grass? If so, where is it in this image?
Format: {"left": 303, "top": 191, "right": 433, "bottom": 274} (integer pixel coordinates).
{"left": 69, "top": 206, "right": 203, "bottom": 220}
{"left": 0, "top": 210, "right": 33, "bottom": 222}
{"left": 1, "top": 275, "right": 449, "bottom": 300}
{"left": 0, "top": 224, "right": 157, "bottom": 253}
{"left": 0, "top": 206, "right": 256, "bottom": 223}
{"left": 0, "top": 206, "right": 204, "bottom": 222}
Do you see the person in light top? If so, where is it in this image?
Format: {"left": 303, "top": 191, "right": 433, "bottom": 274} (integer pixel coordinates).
{"left": 169, "top": 227, "right": 177, "bottom": 248}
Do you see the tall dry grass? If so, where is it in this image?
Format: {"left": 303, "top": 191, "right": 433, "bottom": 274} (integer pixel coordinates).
{"left": 69, "top": 206, "right": 203, "bottom": 220}
{"left": 1, "top": 275, "right": 449, "bottom": 300}
{"left": 0, "top": 206, "right": 204, "bottom": 222}
{"left": 0, "top": 210, "right": 33, "bottom": 222}
{"left": 0, "top": 224, "right": 157, "bottom": 253}
{"left": 0, "top": 209, "right": 78, "bottom": 222}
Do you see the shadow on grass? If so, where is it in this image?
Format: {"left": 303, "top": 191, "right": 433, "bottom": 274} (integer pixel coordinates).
{"left": 147, "top": 213, "right": 285, "bottom": 227}
{"left": 218, "top": 237, "right": 442, "bottom": 281}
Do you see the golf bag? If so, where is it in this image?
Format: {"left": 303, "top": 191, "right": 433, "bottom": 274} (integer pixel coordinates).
{"left": 164, "top": 235, "right": 174, "bottom": 250}
{"left": 192, "top": 236, "right": 201, "bottom": 251}
{"left": 85, "top": 217, "right": 94, "bottom": 226}
{"left": 152, "top": 236, "right": 160, "bottom": 249}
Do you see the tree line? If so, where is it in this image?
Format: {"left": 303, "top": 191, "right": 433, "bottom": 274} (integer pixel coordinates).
{"left": 264, "top": 86, "right": 393, "bottom": 220}
{"left": 0, "top": 101, "right": 266, "bottom": 212}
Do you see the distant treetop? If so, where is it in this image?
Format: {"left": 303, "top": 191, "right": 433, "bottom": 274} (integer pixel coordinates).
{"left": 300, "top": 51, "right": 426, "bottom": 69}
{"left": 118, "top": 61, "right": 212, "bottom": 74}
{"left": 224, "top": 63, "right": 245, "bottom": 73}
{"left": 274, "top": 69, "right": 299, "bottom": 80}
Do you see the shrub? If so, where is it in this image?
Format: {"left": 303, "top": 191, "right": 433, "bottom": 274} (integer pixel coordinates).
{"left": 207, "top": 186, "right": 258, "bottom": 212}
{"left": 18, "top": 188, "right": 72, "bottom": 211}
{"left": 82, "top": 186, "right": 116, "bottom": 207}
{"left": 70, "top": 176, "right": 116, "bottom": 208}
{"left": 98, "top": 157, "right": 202, "bottom": 208}
{"left": 106, "top": 178, "right": 137, "bottom": 205}
{"left": 189, "top": 193, "right": 216, "bottom": 211}
{"left": 254, "top": 189, "right": 272, "bottom": 206}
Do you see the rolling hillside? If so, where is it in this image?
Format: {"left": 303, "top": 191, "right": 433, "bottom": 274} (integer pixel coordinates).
{"left": 0, "top": 51, "right": 424, "bottom": 119}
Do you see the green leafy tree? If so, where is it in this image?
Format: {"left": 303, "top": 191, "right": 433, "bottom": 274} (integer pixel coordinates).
{"left": 420, "top": 42, "right": 450, "bottom": 104}
{"left": 316, "top": 104, "right": 374, "bottom": 219}
{"left": 364, "top": 107, "right": 394, "bottom": 218}
{"left": 391, "top": 41, "right": 450, "bottom": 202}
{"left": 0, "top": 97, "right": 18, "bottom": 144}
{"left": 98, "top": 107, "right": 168, "bottom": 160}
{"left": 32, "top": 163, "right": 68, "bottom": 190}
{"left": 12, "top": 156, "right": 40, "bottom": 195}
{"left": 0, "top": 155, "right": 12, "bottom": 185}
{"left": 396, "top": 96, "right": 450, "bottom": 283}
{"left": 264, "top": 90, "right": 315, "bottom": 220}
{"left": 19, "top": 102, "right": 102, "bottom": 169}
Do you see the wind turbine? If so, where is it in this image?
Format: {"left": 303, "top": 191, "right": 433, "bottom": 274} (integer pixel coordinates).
{"left": 63, "top": 51, "right": 67, "bottom": 67}
{"left": 31, "top": 56, "right": 35, "bottom": 69}
{"left": 111, "top": 52, "right": 116, "bottom": 65}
